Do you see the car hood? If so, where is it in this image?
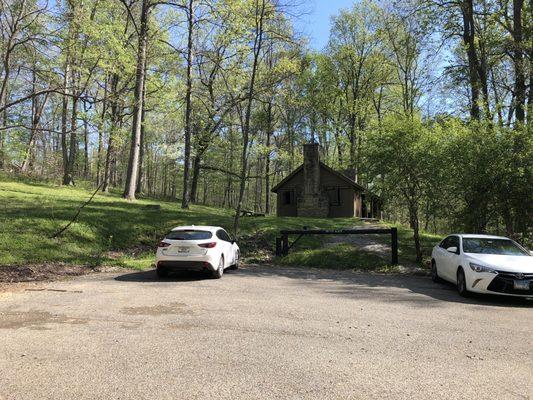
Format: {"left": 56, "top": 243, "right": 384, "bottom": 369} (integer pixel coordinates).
{"left": 466, "top": 254, "right": 533, "bottom": 273}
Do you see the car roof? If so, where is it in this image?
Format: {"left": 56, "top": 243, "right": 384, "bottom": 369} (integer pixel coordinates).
{"left": 450, "top": 234, "right": 511, "bottom": 240}
{"left": 170, "top": 225, "right": 225, "bottom": 232}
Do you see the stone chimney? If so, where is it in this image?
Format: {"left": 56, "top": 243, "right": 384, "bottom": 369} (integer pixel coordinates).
{"left": 303, "top": 143, "right": 321, "bottom": 197}
{"left": 297, "top": 143, "right": 329, "bottom": 217}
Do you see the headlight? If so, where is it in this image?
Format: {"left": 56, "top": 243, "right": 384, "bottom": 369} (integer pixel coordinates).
{"left": 469, "top": 263, "right": 497, "bottom": 274}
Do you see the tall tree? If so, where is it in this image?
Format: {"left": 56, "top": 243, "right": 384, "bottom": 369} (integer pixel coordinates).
{"left": 123, "top": 0, "right": 150, "bottom": 200}
{"left": 233, "top": 0, "right": 267, "bottom": 235}
{"left": 181, "top": 0, "right": 195, "bottom": 208}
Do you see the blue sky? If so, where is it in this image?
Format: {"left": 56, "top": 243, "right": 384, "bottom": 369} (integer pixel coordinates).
{"left": 294, "top": 0, "right": 357, "bottom": 50}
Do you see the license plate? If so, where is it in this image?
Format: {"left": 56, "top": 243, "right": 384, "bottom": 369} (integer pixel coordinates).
{"left": 513, "top": 280, "right": 530, "bottom": 290}
{"left": 178, "top": 247, "right": 190, "bottom": 254}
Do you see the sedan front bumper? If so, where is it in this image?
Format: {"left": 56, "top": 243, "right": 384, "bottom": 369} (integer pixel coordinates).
{"left": 469, "top": 272, "right": 533, "bottom": 297}
{"left": 487, "top": 271, "right": 533, "bottom": 296}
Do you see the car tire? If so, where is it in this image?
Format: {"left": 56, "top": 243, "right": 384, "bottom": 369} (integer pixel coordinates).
{"left": 456, "top": 267, "right": 470, "bottom": 297}
{"left": 212, "top": 256, "right": 224, "bottom": 279}
{"left": 156, "top": 266, "right": 168, "bottom": 279}
{"left": 431, "top": 260, "right": 442, "bottom": 283}
{"left": 229, "top": 251, "right": 239, "bottom": 270}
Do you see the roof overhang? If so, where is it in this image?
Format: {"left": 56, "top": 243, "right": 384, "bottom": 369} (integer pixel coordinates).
{"left": 271, "top": 162, "right": 374, "bottom": 195}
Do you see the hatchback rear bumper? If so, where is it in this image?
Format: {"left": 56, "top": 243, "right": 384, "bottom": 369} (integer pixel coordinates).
{"left": 156, "top": 252, "right": 218, "bottom": 271}
{"left": 157, "top": 260, "right": 214, "bottom": 272}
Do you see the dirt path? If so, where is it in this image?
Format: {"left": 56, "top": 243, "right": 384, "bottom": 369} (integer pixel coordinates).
{"left": 323, "top": 224, "right": 425, "bottom": 274}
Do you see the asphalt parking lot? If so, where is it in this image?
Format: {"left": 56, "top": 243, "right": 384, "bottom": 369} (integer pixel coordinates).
{"left": 1, "top": 265, "right": 532, "bottom": 400}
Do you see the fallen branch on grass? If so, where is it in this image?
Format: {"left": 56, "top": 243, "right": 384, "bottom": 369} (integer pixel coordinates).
{"left": 50, "top": 182, "right": 104, "bottom": 239}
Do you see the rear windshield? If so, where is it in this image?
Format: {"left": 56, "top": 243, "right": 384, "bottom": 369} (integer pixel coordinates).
{"left": 463, "top": 238, "right": 529, "bottom": 256}
{"left": 165, "top": 230, "right": 212, "bottom": 240}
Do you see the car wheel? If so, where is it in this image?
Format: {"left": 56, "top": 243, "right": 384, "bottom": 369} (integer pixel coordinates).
{"left": 156, "top": 266, "right": 168, "bottom": 278}
{"left": 456, "top": 267, "right": 470, "bottom": 297}
{"left": 431, "top": 260, "right": 442, "bottom": 283}
{"left": 229, "top": 251, "right": 239, "bottom": 270}
{"left": 212, "top": 256, "right": 224, "bottom": 279}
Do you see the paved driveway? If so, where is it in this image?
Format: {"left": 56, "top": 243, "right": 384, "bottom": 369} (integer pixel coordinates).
{"left": 0, "top": 266, "right": 531, "bottom": 400}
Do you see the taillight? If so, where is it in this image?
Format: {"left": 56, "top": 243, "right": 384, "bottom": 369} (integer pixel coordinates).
{"left": 198, "top": 242, "right": 217, "bottom": 248}
{"left": 158, "top": 241, "right": 171, "bottom": 248}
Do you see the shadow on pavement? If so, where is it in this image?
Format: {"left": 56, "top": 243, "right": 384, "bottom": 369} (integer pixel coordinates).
{"left": 115, "top": 269, "right": 212, "bottom": 283}
{"left": 114, "top": 265, "right": 532, "bottom": 308}
{"left": 235, "top": 266, "right": 533, "bottom": 308}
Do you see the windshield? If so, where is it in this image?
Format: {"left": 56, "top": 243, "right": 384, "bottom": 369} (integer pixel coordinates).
{"left": 462, "top": 238, "right": 529, "bottom": 256}
{"left": 165, "top": 230, "right": 212, "bottom": 240}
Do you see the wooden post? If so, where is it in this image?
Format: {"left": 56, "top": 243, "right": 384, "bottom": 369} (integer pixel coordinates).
{"left": 391, "top": 227, "right": 398, "bottom": 265}
{"left": 282, "top": 233, "right": 289, "bottom": 256}
{"left": 275, "top": 237, "right": 281, "bottom": 256}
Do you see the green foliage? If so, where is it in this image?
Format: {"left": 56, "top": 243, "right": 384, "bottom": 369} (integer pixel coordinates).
{"left": 364, "top": 116, "right": 532, "bottom": 248}
{"left": 1, "top": 0, "right": 531, "bottom": 262}
{"left": 0, "top": 177, "right": 363, "bottom": 269}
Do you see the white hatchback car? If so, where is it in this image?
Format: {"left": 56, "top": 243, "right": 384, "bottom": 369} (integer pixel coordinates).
{"left": 431, "top": 234, "right": 533, "bottom": 297}
{"left": 155, "top": 226, "right": 240, "bottom": 279}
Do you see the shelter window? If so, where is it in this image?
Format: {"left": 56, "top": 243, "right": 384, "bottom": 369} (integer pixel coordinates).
{"left": 283, "top": 190, "right": 295, "bottom": 205}
{"left": 325, "top": 186, "right": 341, "bottom": 206}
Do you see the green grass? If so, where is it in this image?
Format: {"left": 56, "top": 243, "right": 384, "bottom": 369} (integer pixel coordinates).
{"left": 392, "top": 224, "right": 443, "bottom": 266}
{"left": 0, "top": 175, "right": 442, "bottom": 271}
{"left": 279, "top": 243, "right": 397, "bottom": 272}
{"left": 0, "top": 176, "right": 362, "bottom": 269}
{"left": 276, "top": 225, "right": 443, "bottom": 270}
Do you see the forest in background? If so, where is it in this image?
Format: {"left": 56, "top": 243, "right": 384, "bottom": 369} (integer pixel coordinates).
{"left": 0, "top": 0, "right": 531, "bottom": 259}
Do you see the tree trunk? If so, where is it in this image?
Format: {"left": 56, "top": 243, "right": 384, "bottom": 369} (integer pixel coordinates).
{"left": 96, "top": 77, "right": 108, "bottom": 185}
{"left": 83, "top": 100, "right": 89, "bottom": 178}
{"left": 408, "top": 202, "right": 422, "bottom": 263}
{"left": 103, "top": 74, "right": 119, "bottom": 192}
{"left": 512, "top": 0, "right": 526, "bottom": 124}
{"left": 201, "top": 175, "right": 207, "bottom": 204}
{"left": 233, "top": 0, "right": 266, "bottom": 236}
{"left": 61, "top": 60, "right": 71, "bottom": 184}
{"left": 123, "top": 0, "right": 149, "bottom": 200}
{"left": 22, "top": 68, "right": 48, "bottom": 173}
{"left": 526, "top": 0, "right": 533, "bottom": 129}
{"left": 264, "top": 102, "right": 272, "bottom": 214}
{"left": 190, "top": 154, "right": 201, "bottom": 203}
{"left": 0, "top": 31, "right": 14, "bottom": 169}
{"left": 461, "top": 0, "right": 490, "bottom": 120}
{"left": 462, "top": 0, "right": 481, "bottom": 120}
{"left": 63, "top": 91, "right": 78, "bottom": 185}
{"left": 181, "top": 0, "right": 195, "bottom": 208}
{"left": 348, "top": 110, "right": 357, "bottom": 173}
{"left": 136, "top": 70, "right": 147, "bottom": 195}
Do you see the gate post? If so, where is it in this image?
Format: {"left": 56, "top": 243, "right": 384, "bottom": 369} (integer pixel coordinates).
{"left": 282, "top": 233, "right": 289, "bottom": 256}
{"left": 275, "top": 237, "right": 282, "bottom": 256}
{"left": 391, "top": 227, "right": 398, "bottom": 265}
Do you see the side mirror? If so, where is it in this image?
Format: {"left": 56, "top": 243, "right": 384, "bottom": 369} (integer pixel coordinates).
{"left": 446, "top": 246, "right": 458, "bottom": 254}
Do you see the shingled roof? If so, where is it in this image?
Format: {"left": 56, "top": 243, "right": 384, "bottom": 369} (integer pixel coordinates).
{"left": 271, "top": 161, "right": 367, "bottom": 193}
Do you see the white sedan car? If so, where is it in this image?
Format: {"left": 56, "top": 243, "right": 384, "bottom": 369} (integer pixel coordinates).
{"left": 431, "top": 234, "right": 533, "bottom": 297}
{"left": 155, "top": 226, "right": 240, "bottom": 279}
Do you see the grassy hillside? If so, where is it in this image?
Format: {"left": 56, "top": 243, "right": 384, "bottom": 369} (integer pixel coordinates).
{"left": 0, "top": 176, "right": 361, "bottom": 269}
{"left": 0, "top": 176, "right": 441, "bottom": 271}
